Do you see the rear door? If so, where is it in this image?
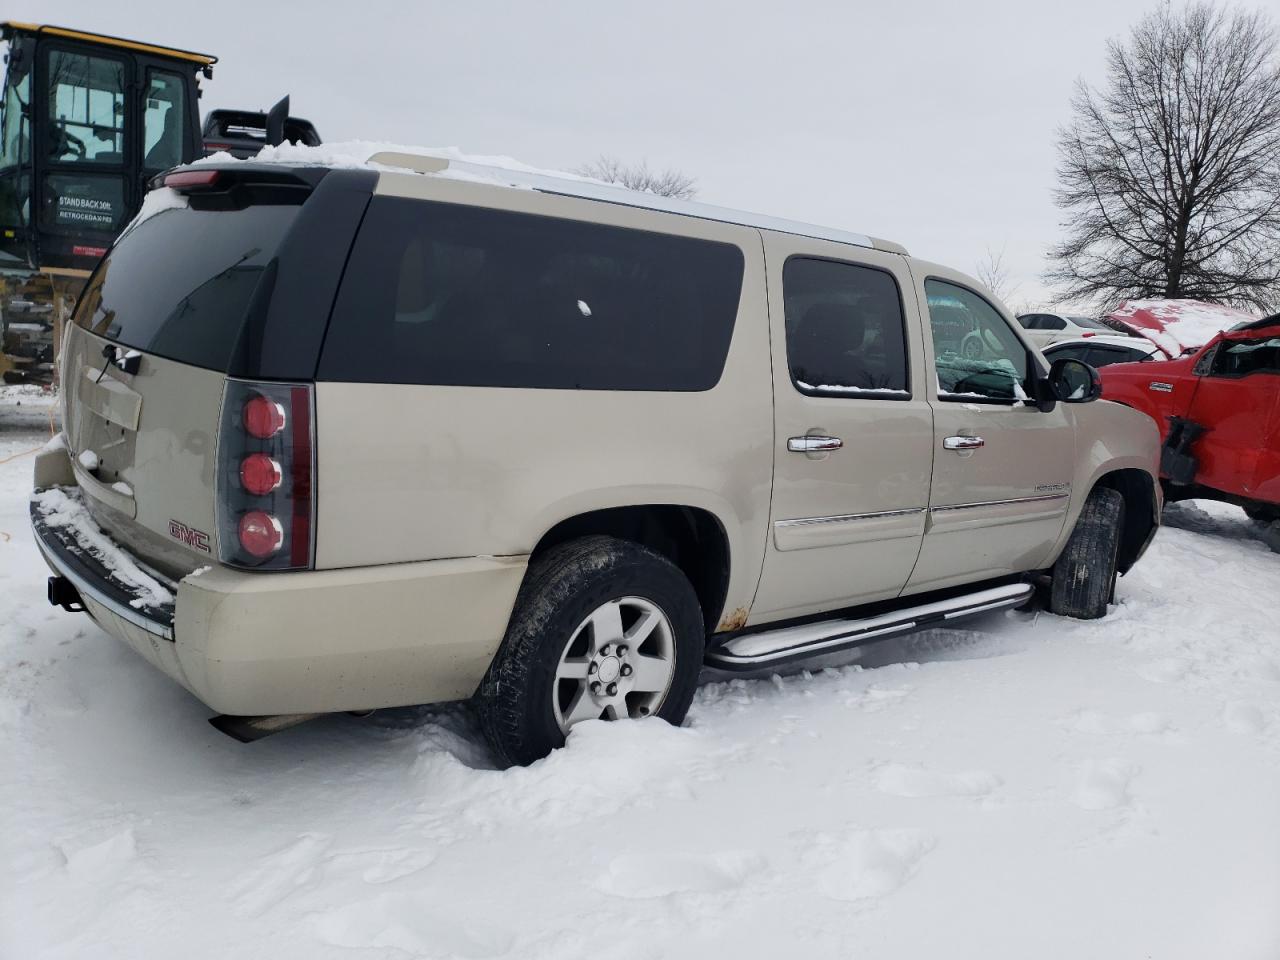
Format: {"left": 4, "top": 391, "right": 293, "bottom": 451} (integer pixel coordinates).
{"left": 906, "top": 265, "right": 1075, "bottom": 593}
{"left": 750, "top": 233, "right": 933, "bottom": 621}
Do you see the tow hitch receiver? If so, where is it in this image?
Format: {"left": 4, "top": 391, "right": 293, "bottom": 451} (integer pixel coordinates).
{"left": 48, "top": 576, "right": 85, "bottom": 613}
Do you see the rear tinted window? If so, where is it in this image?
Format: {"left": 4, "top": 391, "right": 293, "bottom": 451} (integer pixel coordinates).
{"left": 318, "top": 197, "right": 745, "bottom": 390}
{"left": 1046, "top": 344, "right": 1092, "bottom": 364}
{"left": 73, "top": 198, "right": 301, "bottom": 370}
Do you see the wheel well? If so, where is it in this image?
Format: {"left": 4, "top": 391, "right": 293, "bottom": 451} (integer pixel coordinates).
{"left": 1092, "top": 469, "right": 1158, "bottom": 573}
{"left": 530, "top": 506, "right": 731, "bottom": 634}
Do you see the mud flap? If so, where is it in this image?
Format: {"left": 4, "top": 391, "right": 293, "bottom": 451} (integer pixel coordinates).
{"left": 1161, "top": 417, "right": 1207, "bottom": 486}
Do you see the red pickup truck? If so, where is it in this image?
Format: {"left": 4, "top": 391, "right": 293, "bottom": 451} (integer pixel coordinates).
{"left": 1099, "top": 311, "right": 1280, "bottom": 552}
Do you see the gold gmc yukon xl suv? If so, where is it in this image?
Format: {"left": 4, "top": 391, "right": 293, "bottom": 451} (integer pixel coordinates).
{"left": 32, "top": 152, "right": 1161, "bottom": 764}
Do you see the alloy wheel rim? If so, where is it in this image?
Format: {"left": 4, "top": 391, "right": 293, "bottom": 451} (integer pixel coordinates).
{"left": 552, "top": 596, "right": 676, "bottom": 734}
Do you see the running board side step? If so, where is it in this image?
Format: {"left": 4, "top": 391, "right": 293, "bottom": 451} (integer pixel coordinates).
{"left": 705, "top": 583, "right": 1033, "bottom": 672}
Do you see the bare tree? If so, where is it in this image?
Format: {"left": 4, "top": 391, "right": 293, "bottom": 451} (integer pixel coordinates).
{"left": 576, "top": 155, "right": 697, "bottom": 200}
{"left": 1048, "top": 4, "right": 1280, "bottom": 311}
{"left": 975, "top": 246, "right": 1018, "bottom": 304}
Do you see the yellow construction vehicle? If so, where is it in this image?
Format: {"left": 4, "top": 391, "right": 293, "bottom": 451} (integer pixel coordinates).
{"left": 0, "top": 22, "right": 216, "bottom": 382}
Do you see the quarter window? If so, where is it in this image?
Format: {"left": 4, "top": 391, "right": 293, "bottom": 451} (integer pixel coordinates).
{"left": 320, "top": 197, "right": 745, "bottom": 390}
{"left": 782, "top": 257, "right": 910, "bottom": 398}
{"left": 925, "top": 279, "right": 1030, "bottom": 402}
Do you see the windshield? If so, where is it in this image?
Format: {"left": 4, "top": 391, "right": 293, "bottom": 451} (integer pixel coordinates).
{"left": 73, "top": 195, "right": 302, "bottom": 370}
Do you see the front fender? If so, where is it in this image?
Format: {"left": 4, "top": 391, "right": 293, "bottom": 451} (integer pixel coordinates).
{"left": 1044, "top": 399, "right": 1162, "bottom": 568}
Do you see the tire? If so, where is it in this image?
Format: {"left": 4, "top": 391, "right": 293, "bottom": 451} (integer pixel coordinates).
{"left": 1244, "top": 504, "right": 1279, "bottom": 528}
{"left": 1262, "top": 520, "right": 1280, "bottom": 555}
{"left": 476, "top": 536, "right": 704, "bottom": 766}
{"left": 1050, "top": 487, "right": 1125, "bottom": 620}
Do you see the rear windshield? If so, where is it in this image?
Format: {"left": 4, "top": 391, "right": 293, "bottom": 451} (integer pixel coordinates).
{"left": 1068, "top": 315, "right": 1114, "bottom": 331}
{"left": 318, "top": 197, "right": 745, "bottom": 390}
{"left": 73, "top": 196, "right": 301, "bottom": 370}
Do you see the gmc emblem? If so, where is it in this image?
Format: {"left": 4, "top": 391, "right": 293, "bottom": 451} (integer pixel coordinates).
{"left": 169, "top": 519, "right": 212, "bottom": 553}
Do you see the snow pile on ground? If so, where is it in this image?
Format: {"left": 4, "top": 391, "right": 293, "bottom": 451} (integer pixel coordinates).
{"left": 2, "top": 401, "right": 1279, "bottom": 957}
{"left": 1108, "top": 299, "right": 1257, "bottom": 356}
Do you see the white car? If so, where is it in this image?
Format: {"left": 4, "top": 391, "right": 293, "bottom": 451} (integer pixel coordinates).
{"left": 1042, "top": 336, "right": 1163, "bottom": 369}
{"left": 1017, "top": 312, "right": 1126, "bottom": 347}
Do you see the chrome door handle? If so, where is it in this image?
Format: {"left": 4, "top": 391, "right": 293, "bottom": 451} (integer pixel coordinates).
{"left": 788, "top": 435, "right": 843, "bottom": 453}
{"left": 943, "top": 435, "right": 985, "bottom": 451}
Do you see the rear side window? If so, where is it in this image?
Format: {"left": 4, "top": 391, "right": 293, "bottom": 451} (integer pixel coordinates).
{"left": 1046, "top": 344, "right": 1092, "bottom": 364}
{"left": 319, "top": 197, "right": 745, "bottom": 390}
{"left": 782, "top": 257, "right": 910, "bottom": 398}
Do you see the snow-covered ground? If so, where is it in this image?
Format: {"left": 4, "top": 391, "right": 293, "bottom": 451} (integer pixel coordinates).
{"left": 2, "top": 390, "right": 1278, "bottom": 959}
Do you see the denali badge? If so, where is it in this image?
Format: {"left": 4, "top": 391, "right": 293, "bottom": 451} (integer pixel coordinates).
{"left": 1035, "top": 482, "right": 1071, "bottom": 493}
{"left": 169, "top": 519, "right": 212, "bottom": 553}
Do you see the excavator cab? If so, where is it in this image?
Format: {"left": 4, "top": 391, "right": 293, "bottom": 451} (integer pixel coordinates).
{"left": 0, "top": 22, "right": 215, "bottom": 276}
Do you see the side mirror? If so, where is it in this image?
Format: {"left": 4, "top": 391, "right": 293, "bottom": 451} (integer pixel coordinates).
{"left": 1046, "top": 357, "right": 1102, "bottom": 404}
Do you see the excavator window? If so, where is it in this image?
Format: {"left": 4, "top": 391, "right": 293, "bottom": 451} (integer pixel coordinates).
{"left": 143, "top": 69, "right": 187, "bottom": 172}
{"left": 0, "top": 65, "right": 29, "bottom": 170}
{"left": 46, "top": 49, "right": 125, "bottom": 163}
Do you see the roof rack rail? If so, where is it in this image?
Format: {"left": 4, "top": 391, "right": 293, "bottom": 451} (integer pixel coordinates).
{"left": 368, "top": 151, "right": 904, "bottom": 254}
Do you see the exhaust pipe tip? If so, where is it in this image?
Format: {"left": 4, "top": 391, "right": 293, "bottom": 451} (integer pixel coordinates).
{"left": 209, "top": 712, "right": 320, "bottom": 743}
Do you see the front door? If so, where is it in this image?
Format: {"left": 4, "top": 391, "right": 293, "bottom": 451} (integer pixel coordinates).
{"left": 751, "top": 234, "right": 933, "bottom": 622}
{"left": 906, "top": 268, "right": 1075, "bottom": 592}
{"left": 1186, "top": 332, "right": 1280, "bottom": 500}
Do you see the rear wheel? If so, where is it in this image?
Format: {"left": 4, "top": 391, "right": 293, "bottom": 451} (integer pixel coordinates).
{"left": 1050, "top": 487, "right": 1125, "bottom": 620}
{"left": 1262, "top": 521, "right": 1280, "bottom": 555}
{"left": 477, "top": 536, "right": 704, "bottom": 766}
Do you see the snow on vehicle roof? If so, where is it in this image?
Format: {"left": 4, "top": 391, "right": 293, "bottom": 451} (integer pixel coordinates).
{"left": 193, "top": 140, "right": 893, "bottom": 253}
{"left": 1107, "top": 299, "right": 1258, "bottom": 358}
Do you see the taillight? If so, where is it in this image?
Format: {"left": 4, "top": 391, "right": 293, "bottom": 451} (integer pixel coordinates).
{"left": 239, "top": 510, "right": 284, "bottom": 557}
{"left": 216, "top": 380, "right": 315, "bottom": 570}
{"left": 243, "top": 396, "right": 287, "bottom": 438}
{"left": 239, "top": 454, "right": 282, "bottom": 495}
{"left": 1081, "top": 331, "right": 1096, "bottom": 338}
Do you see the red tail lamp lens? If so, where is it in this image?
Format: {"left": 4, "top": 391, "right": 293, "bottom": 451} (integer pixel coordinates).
{"left": 238, "top": 510, "right": 284, "bottom": 558}
{"left": 240, "top": 454, "right": 282, "bottom": 495}
{"left": 243, "top": 395, "right": 287, "bottom": 439}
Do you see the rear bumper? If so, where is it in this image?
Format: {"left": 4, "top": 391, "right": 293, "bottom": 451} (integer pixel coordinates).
{"left": 32, "top": 488, "right": 528, "bottom": 716}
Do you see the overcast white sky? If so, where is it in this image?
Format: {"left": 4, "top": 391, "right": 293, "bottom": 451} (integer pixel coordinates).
{"left": 35, "top": 0, "right": 1173, "bottom": 308}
